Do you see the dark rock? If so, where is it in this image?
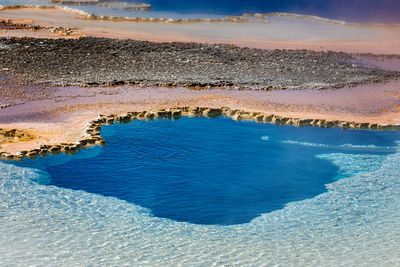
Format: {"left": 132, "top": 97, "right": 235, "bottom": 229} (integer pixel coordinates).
{"left": 0, "top": 37, "right": 397, "bottom": 90}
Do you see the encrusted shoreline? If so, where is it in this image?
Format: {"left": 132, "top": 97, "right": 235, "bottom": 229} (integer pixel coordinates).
{"left": 1, "top": 106, "right": 399, "bottom": 161}
{"left": 0, "top": 19, "right": 82, "bottom": 36}
{"left": 0, "top": 5, "right": 249, "bottom": 24}
{"left": 2, "top": 5, "right": 400, "bottom": 27}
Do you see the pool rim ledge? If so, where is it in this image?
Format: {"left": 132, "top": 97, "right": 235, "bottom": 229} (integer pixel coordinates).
{"left": 1, "top": 106, "right": 399, "bottom": 161}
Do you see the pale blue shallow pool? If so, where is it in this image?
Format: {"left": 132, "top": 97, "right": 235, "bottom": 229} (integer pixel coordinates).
{"left": 1, "top": 117, "right": 400, "bottom": 265}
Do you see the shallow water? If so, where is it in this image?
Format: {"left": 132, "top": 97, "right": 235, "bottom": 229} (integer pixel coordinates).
{"left": 3, "top": 0, "right": 400, "bottom": 55}
{"left": 1, "top": 118, "right": 400, "bottom": 265}
{"left": 137, "top": 0, "right": 400, "bottom": 23}
{"left": 1, "top": 0, "right": 400, "bottom": 23}
{"left": 12, "top": 117, "right": 400, "bottom": 225}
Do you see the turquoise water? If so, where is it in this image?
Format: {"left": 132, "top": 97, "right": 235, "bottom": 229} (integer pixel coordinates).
{"left": 1, "top": 117, "right": 400, "bottom": 265}
{"left": 13, "top": 117, "right": 400, "bottom": 225}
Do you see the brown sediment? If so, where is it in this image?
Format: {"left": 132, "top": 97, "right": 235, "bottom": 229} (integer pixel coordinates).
{"left": 0, "top": 128, "right": 35, "bottom": 144}
{"left": 0, "top": 19, "right": 84, "bottom": 37}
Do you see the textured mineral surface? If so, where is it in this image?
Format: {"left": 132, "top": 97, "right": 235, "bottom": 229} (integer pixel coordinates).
{"left": 0, "top": 37, "right": 398, "bottom": 90}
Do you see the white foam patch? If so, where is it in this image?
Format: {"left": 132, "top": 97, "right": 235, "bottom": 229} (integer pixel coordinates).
{"left": 283, "top": 140, "right": 397, "bottom": 153}
{"left": 283, "top": 140, "right": 330, "bottom": 148}
{"left": 261, "top": 136, "right": 269, "bottom": 141}
{"left": 1, "top": 141, "right": 400, "bottom": 265}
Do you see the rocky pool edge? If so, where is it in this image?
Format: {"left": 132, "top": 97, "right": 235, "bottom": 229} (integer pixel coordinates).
{"left": 1, "top": 106, "right": 399, "bottom": 161}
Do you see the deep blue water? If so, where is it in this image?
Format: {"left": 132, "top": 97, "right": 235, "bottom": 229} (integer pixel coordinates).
{"left": 15, "top": 117, "right": 400, "bottom": 225}
{"left": 137, "top": 0, "right": 400, "bottom": 23}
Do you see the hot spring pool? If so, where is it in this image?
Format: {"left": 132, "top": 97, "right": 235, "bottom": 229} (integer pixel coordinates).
{"left": 1, "top": 117, "right": 400, "bottom": 265}
{"left": 12, "top": 117, "right": 400, "bottom": 225}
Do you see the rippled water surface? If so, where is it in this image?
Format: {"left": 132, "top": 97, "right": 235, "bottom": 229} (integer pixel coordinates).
{"left": 15, "top": 117, "right": 400, "bottom": 225}
{"left": 1, "top": 117, "right": 400, "bottom": 265}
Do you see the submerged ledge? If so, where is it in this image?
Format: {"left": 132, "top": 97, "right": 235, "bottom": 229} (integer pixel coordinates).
{"left": 1, "top": 106, "right": 399, "bottom": 161}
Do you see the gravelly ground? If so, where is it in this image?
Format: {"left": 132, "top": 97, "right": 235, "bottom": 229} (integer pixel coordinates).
{"left": 0, "top": 37, "right": 398, "bottom": 90}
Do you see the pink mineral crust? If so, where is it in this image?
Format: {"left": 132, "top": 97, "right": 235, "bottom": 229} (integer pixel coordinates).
{"left": 0, "top": 80, "right": 399, "bottom": 154}
{"left": 0, "top": 7, "right": 399, "bottom": 155}
{"left": 1, "top": 8, "right": 400, "bottom": 54}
